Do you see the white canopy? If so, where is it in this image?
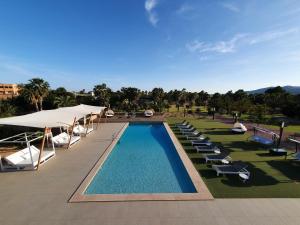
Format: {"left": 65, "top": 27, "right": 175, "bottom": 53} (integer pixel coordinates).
{"left": 0, "top": 105, "right": 106, "bottom": 128}
{"left": 57, "top": 104, "right": 106, "bottom": 116}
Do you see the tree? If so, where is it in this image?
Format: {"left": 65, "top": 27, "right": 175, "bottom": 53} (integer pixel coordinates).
{"left": 21, "top": 84, "right": 39, "bottom": 111}
{"left": 79, "top": 89, "right": 86, "bottom": 94}
{"left": 54, "top": 95, "right": 76, "bottom": 107}
{"left": 110, "top": 91, "right": 123, "bottom": 110}
{"left": 281, "top": 94, "right": 300, "bottom": 118}
{"left": 249, "top": 104, "right": 267, "bottom": 123}
{"left": 186, "top": 92, "right": 198, "bottom": 108}
{"left": 264, "top": 86, "right": 288, "bottom": 114}
{"left": 166, "top": 89, "right": 182, "bottom": 111}
{"left": 121, "top": 87, "right": 140, "bottom": 111}
{"left": 55, "top": 87, "right": 68, "bottom": 96}
{"left": 196, "top": 91, "right": 209, "bottom": 106}
{"left": 21, "top": 78, "right": 50, "bottom": 111}
{"left": 265, "top": 86, "right": 286, "bottom": 95}
{"left": 222, "top": 91, "right": 234, "bottom": 114}
{"left": 178, "top": 88, "right": 187, "bottom": 108}
{"left": 32, "top": 78, "right": 49, "bottom": 111}
{"left": 0, "top": 100, "right": 16, "bottom": 117}
{"left": 93, "top": 83, "right": 111, "bottom": 106}
{"left": 208, "top": 93, "right": 222, "bottom": 112}
{"left": 151, "top": 88, "right": 165, "bottom": 112}
{"left": 233, "top": 89, "right": 247, "bottom": 101}
{"left": 44, "top": 87, "right": 76, "bottom": 109}
{"left": 232, "top": 90, "right": 250, "bottom": 116}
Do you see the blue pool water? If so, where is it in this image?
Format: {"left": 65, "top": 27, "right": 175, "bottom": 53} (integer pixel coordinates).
{"left": 85, "top": 123, "right": 197, "bottom": 194}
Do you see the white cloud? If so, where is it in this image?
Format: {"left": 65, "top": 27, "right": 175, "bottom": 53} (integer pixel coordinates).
{"left": 145, "top": 0, "right": 157, "bottom": 11}
{"left": 186, "top": 34, "right": 247, "bottom": 54}
{"left": 186, "top": 28, "right": 299, "bottom": 56}
{"left": 176, "top": 3, "right": 194, "bottom": 15}
{"left": 145, "top": 0, "right": 159, "bottom": 27}
{"left": 248, "top": 28, "right": 299, "bottom": 45}
{"left": 221, "top": 2, "right": 240, "bottom": 13}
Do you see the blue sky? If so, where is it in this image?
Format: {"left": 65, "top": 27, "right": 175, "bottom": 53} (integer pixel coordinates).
{"left": 0, "top": 0, "right": 299, "bottom": 93}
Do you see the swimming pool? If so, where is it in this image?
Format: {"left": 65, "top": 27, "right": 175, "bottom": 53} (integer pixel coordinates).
{"left": 70, "top": 122, "right": 212, "bottom": 201}
{"left": 85, "top": 123, "right": 196, "bottom": 194}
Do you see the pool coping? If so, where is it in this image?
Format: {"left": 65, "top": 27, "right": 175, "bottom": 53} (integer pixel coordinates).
{"left": 69, "top": 122, "right": 213, "bottom": 202}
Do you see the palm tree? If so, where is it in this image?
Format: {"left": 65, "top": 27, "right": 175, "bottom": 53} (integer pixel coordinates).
{"left": 21, "top": 78, "right": 50, "bottom": 111}
{"left": 54, "top": 95, "right": 76, "bottom": 107}
{"left": 33, "top": 78, "right": 50, "bottom": 111}
{"left": 21, "top": 83, "right": 39, "bottom": 111}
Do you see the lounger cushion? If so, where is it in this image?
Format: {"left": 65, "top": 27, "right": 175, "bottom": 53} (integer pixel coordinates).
{"left": 52, "top": 132, "right": 72, "bottom": 145}
{"left": 5, "top": 146, "right": 54, "bottom": 168}
{"left": 6, "top": 146, "right": 39, "bottom": 165}
{"left": 73, "top": 125, "right": 93, "bottom": 135}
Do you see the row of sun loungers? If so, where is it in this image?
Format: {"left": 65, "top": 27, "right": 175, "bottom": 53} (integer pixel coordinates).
{"left": 50, "top": 123, "right": 94, "bottom": 148}
{"left": 0, "top": 104, "right": 105, "bottom": 171}
{"left": 176, "top": 120, "right": 250, "bottom": 182}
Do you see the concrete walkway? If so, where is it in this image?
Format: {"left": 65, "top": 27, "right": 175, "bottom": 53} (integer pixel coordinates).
{"left": 0, "top": 123, "right": 300, "bottom": 225}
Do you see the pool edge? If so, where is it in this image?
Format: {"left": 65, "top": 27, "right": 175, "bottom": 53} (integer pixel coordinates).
{"left": 163, "top": 122, "right": 214, "bottom": 200}
{"left": 69, "top": 122, "right": 129, "bottom": 202}
{"left": 69, "top": 122, "right": 213, "bottom": 202}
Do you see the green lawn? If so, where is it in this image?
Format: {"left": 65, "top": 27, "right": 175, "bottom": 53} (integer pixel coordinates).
{"left": 263, "top": 124, "right": 300, "bottom": 134}
{"left": 167, "top": 117, "right": 300, "bottom": 198}
{"left": 222, "top": 113, "right": 300, "bottom": 134}
{"left": 168, "top": 105, "right": 208, "bottom": 113}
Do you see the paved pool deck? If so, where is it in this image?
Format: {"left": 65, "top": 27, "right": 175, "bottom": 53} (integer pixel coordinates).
{"left": 0, "top": 123, "right": 300, "bottom": 225}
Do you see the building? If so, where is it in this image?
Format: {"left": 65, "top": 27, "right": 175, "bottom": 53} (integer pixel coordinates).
{"left": 0, "top": 84, "right": 20, "bottom": 100}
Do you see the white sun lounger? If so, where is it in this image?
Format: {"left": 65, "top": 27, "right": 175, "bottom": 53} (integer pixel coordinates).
{"left": 2, "top": 145, "right": 55, "bottom": 170}
{"left": 181, "top": 126, "right": 195, "bottom": 131}
{"left": 52, "top": 132, "right": 80, "bottom": 147}
{"left": 73, "top": 125, "right": 93, "bottom": 136}
{"left": 203, "top": 153, "right": 232, "bottom": 164}
{"left": 195, "top": 145, "right": 221, "bottom": 153}
{"left": 188, "top": 135, "right": 207, "bottom": 141}
{"left": 186, "top": 131, "right": 206, "bottom": 140}
{"left": 181, "top": 128, "right": 196, "bottom": 135}
{"left": 191, "top": 140, "right": 212, "bottom": 146}
{"left": 177, "top": 125, "right": 190, "bottom": 129}
{"left": 212, "top": 162, "right": 250, "bottom": 176}
{"left": 176, "top": 121, "right": 188, "bottom": 127}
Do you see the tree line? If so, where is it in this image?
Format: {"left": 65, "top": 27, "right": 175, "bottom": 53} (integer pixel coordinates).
{"left": 1, "top": 78, "right": 300, "bottom": 123}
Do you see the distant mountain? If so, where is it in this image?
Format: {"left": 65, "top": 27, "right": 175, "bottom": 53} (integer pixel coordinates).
{"left": 247, "top": 86, "right": 300, "bottom": 95}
